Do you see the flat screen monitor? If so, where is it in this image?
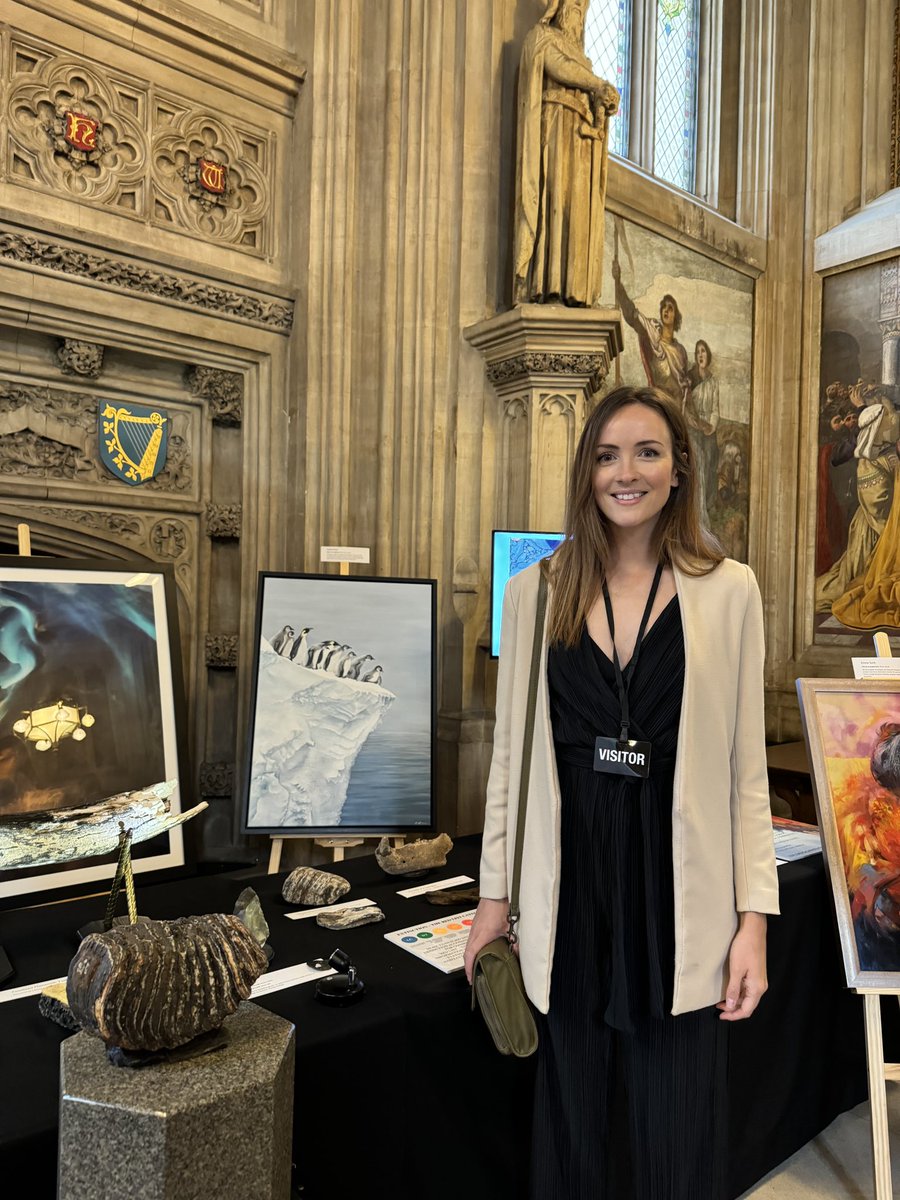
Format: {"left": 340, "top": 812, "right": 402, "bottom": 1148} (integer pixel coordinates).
{"left": 490, "top": 530, "right": 564, "bottom": 657}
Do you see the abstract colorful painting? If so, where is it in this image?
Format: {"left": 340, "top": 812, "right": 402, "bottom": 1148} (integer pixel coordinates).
{"left": 797, "top": 678, "right": 900, "bottom": 987}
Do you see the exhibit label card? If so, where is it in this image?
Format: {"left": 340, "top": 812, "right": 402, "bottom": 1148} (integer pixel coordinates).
{"left": 250, "top": 962, "right": 336, "bottom": 996}
{"left": 320, "top": 546, "right": 371, "bottom": 563}
{"left": 285, "top": 897, "right": 376, "bottom": 921}
{"left": 852, "top": 658, "right": 900, "bottom": 679}
{"left": 384, "top": 910, "right": 476, "bottom": 974}
{"left": 0, "top": 975, "right": 66, "bottom": 1004}
{"left": 396, "top": 875, "right": 474, "bottom": 898}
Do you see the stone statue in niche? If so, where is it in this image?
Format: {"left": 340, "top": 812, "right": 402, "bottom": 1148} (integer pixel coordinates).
{"left": 513, "top": 0, "right": 620, "bottom": 308}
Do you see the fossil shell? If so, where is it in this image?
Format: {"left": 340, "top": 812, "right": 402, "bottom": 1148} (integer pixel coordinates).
{"left": 315, "top": 904, "right": 384, "bottom": 930}
{"left": 67, "top": 914, "right": 268, "bottom": 1052}
{"left": 375, "top": 833, "right": 454, "bottom": 875}
{"left": 282, "top": 866, "right": 351, "bottom": 906}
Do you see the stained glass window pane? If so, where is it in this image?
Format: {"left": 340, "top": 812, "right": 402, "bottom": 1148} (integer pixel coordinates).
{"left": 653, "top": 0, "right": 699, "bottom": 192}
{"left": 585, "top": 0, "right": 632, "bottom": 159}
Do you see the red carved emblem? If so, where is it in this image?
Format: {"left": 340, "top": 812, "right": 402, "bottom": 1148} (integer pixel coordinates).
{"left": 63, "top": 112, "right": 98, "bottom": 152}
{"left": 198, "top": 159, "right": 227, "bottom": 195}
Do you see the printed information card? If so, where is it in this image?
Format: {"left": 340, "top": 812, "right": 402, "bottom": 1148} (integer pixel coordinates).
{"left": 384, "top": 910, "right": 476, "bottom": 974}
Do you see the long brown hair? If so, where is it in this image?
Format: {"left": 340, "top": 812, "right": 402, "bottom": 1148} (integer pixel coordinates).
{"left": 545, "top": 385, "right": 724, "bottom": 646}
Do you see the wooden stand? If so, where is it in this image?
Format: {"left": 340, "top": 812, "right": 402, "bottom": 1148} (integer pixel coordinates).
{"left": 861, "top": 631, "right": 900, "bottom": 1198}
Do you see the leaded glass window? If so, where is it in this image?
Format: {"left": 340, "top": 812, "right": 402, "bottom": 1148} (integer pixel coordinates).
{"left": 585, "top": 0, "right": 704, "bottom": 197}
{"left": 584, "top": 0, "right": 632, "bottom": 159}
{"left": 653, "top": 0, "right": 699, "bottom": 191}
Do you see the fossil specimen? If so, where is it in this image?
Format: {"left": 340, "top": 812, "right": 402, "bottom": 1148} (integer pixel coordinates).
{"left": 425, "top": 886, "right": 481, "bottom": 906}
{"left": 375, "top": 833, "right": 453, "bottom": 876}
{"left": 315, "top": 904, "right": 384, "bottom": 930}
{"left": 282, "top": 866, "right": 350, "bottom": 906}
{"left": 0, "top": 781, "right": 206, "bottom": 870}
{"left": 67, "top": 913, "right": 268, "bottom": 1053}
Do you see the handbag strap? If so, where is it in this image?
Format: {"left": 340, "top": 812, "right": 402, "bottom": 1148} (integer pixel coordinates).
{"left": 507, "top": 570, "right": 548, "bottom": 946}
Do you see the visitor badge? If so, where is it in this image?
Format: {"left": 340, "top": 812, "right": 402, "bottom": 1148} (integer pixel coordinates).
{"left": 593, "top": 736, "right": 651, "bottom": 778}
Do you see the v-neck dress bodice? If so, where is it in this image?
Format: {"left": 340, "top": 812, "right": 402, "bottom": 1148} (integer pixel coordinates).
{"left": 546, "top": 595, "right": 684, "bottom": 1031}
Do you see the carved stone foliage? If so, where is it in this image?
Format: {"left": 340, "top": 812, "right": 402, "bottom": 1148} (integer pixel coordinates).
{"left": 7, "top": 48, "right": 147, "bottom": 214}
{"left": 487, "top": 352, "right": 609, "bottom": 388}
{"left": 199, "top": 762, "right": 235, "bottom": 799}
{"left": 0, "top": 229, "right": 293, "bottom": 332}
{"left": 205, "top": 634, "right": 239, "bottom": 669}
{"left": 0, "top": 380, "right": 192, "bottom": 491}
{"left": 57, "top": 338, "right": 105, "bottom": 378}
{"left": 206, "top": 503, "right": 242, "bottom": 539}
{"left": 152, "top": 103, "right": 270, "bottom": 254}
{"left": 30, "top": 505, "right": 143, "bottom": 538}
{"left": 185, "top": 366, "right": 244, "bottom": 425}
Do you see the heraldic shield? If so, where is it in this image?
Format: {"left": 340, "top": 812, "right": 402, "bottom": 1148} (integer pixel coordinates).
{"left": 99, "top": 402, "right": 170, "bottom": 485}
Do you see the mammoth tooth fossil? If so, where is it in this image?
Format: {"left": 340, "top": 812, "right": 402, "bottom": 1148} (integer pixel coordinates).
{"left": 67, "top": 913, "right": 268, "bottom": 1053}
{"left": 282, "top": 866, "right": 350, "bottom": 906}
{"left": 375, "top": 833, "right": 454, "bottom": 876}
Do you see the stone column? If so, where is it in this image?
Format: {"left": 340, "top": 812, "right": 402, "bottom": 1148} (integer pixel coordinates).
{"left": 464, "top": 305, "right": 622, "bottom": 530}
{"left": 880, "top": 258, "right": 900, "bottom": 386}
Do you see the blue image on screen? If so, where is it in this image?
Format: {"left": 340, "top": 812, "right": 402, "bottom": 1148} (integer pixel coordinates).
{"left": 491, "top": 530, "right": 564, "bottom": 656}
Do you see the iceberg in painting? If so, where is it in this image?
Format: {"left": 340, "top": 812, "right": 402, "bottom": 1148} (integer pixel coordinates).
{"left": 247, "top": 638, "right": 395, "bottom": 828}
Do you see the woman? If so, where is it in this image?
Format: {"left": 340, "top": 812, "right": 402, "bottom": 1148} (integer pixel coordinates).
{"left": 464, "top": 385, "right": 779, "bottom": 1199}
{"left": 685, "top": 338, "right": 720, "bottom": 525}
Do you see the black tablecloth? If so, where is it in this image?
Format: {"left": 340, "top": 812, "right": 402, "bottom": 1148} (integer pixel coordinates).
{"left": 0, "top": 836, "right": 891, "bottom": 1199}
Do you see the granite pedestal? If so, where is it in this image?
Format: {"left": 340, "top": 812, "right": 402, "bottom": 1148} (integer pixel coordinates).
{"left": 58, "top": 1001, "right": 295, "bottom": 1200}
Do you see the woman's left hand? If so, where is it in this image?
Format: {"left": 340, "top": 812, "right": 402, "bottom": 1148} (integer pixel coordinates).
{"left": 717, "top": 912, "right": 767, "bottom": 1022}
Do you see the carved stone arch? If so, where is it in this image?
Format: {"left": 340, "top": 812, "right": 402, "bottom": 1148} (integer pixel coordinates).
{"left": 539, "top": 392, "right": 577, "bottom": 417}
{"left": 0, "top": 508, "right": 195, "bottom": 682}
{"left": 503, "top": 395, "right": 529, "bottom": 421}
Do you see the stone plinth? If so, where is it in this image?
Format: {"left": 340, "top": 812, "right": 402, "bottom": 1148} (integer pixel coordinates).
{"left": 464, "top": 304, "right": 623, "bottom": 530}
{"left": 58, "top": 1002, "right": 295, "bottom": 1200}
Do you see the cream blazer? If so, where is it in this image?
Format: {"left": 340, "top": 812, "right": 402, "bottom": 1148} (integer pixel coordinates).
{"left": 479, "top": 557, "right": 780, "bottom": 1016}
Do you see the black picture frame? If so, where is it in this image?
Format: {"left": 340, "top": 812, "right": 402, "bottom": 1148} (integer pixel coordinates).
{"left": 0, "top": 557, "right": 190, "bottom": 904}
{"left": 242, "top": 572, "right": 437, "bottom": 836}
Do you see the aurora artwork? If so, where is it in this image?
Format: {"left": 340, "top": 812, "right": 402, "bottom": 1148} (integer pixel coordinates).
{"left": 0, "top": 559, "right": 186, "bottom": 900}
{"left": 243, "top": 573, "right": 436, "bottom": 836}
{"left": 798, "top": 678, "right": 900, "bottom": 988}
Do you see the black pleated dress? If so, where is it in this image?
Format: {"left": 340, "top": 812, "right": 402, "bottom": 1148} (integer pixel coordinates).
{"left": 530, "top": 597, "right": 728, "bottom": 1200}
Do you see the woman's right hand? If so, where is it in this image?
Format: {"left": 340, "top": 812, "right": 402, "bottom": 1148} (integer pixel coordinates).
{"left": 463, "top": 897, "right": 511, "bottom": 984}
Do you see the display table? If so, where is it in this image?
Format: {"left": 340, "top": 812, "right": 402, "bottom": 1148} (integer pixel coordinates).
{"left": 0, "top": 835, "right": 892, "bottom": 1199}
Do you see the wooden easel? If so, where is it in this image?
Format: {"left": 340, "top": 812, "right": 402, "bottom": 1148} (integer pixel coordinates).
{"left": 859, "top": 629, "right": 900, "bottom": 1198}
{"left": 266, "top": 550, "right": 403, "bottom": 874}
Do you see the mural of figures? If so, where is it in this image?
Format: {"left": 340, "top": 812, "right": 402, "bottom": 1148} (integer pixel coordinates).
{"left": 603, "top": 215, "right": 754, "bottom": 560}
{"left": 814, "top": 259, "right": 900, "bottom": 646}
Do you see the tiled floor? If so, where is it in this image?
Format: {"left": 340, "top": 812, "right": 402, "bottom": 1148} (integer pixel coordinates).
{"left": 741, "top": 1082, "right": 900, "bottom": 1198}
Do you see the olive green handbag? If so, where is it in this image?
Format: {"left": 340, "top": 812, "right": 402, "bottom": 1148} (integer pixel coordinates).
{"left": 471, "top": 572, "right": 547, "bottom": 1057}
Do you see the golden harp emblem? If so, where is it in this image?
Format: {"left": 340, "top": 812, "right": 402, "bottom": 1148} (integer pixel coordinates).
{"left": 99, "top": 402, "right": 170, "bottom": 485}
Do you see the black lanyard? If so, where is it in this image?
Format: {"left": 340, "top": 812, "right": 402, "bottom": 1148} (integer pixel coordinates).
{"left": 602, "top": 562, "right": 664, "bottom": 742}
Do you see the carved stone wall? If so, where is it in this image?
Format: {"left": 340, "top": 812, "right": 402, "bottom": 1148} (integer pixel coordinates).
{"left": 0, "top": 0, "right": 302, "bottom": 865}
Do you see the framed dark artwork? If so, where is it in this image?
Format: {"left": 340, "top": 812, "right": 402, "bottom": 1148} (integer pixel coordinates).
{"left": 797, "top": 677, "right": 900, "bottom": 988}
{"left": 491, "top": 530, "right": 563, "bottom": 657}
{"left": 0, "top": 558, "right": 188, "bottom": 901}
{"left": 814, "top": 257, "right": 900, "bottom": 647}
{"left": 243, "top": 572, "right": 436, "bottom": 836}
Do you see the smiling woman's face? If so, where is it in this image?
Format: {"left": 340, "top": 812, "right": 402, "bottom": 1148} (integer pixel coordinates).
{"left": 592, "top": 403, "right": 678, "bottom": 535}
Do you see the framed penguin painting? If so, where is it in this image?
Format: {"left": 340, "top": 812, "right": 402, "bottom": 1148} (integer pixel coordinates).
{"left": 243, "top": 572, "right": 437, "bottom": 837}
